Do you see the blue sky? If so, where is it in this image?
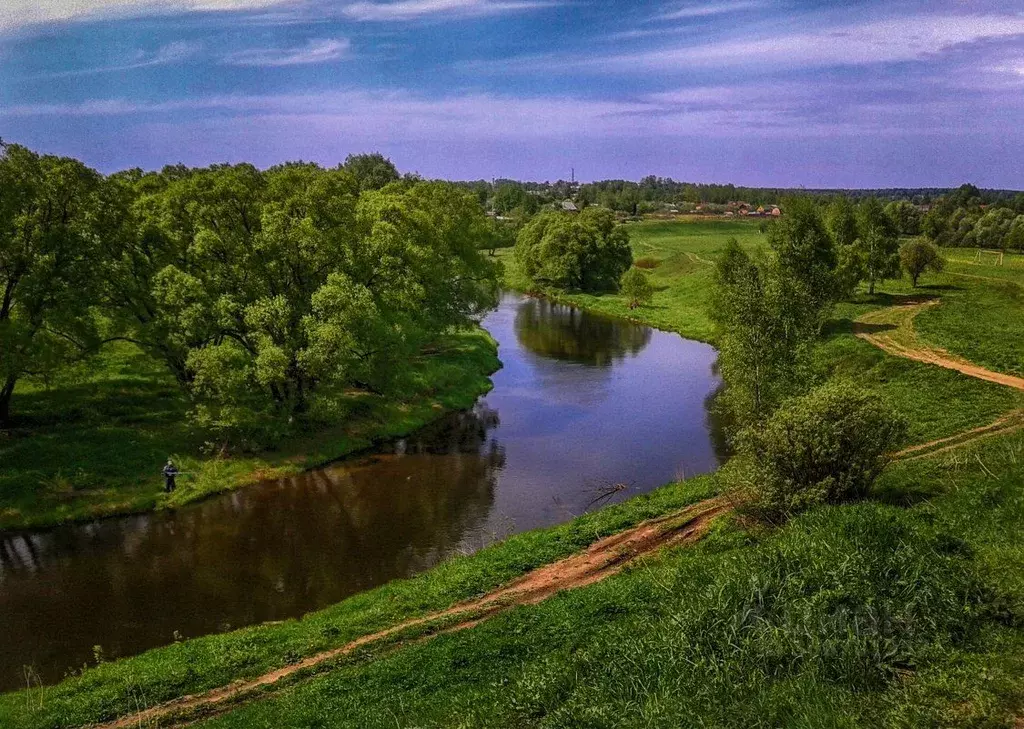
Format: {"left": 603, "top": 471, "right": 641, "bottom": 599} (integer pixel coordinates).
{"left": 1, "top": 1, "right": 1022, "bottom": 187}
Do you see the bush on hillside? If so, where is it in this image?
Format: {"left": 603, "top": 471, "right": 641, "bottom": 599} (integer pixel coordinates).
{"left": 732, "top": 380, "right": 907, "bottom": 521}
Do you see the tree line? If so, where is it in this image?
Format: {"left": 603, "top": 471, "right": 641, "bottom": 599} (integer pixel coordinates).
{"left": 455, "top": 175, "right": 1022, "bottom": 221}
{"left": 922, "top": 184, "right": 1024, "bottom": 251}
{"left": 0, "top": 145, "right": 501, "bottom": 445}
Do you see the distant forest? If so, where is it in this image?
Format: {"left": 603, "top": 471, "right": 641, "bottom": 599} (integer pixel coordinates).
{"left": 453, "top": 176, "right": 1023, "bottom": 215}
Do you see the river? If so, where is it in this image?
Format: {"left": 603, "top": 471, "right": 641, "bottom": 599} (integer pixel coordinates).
{"left": 0, "top": 292, "right": 721, "bottom": 691}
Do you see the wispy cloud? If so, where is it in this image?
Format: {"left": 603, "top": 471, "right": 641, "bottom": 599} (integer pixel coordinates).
{"left": 341, "top": 0, "right": 553, "bottom": 22}
{"left": 224, "top": 37, "right": 350, "bottom": 66}
{"left": 596, "top": 14, "right": 1024, "bottom": 70}
{"left": 43, "top": 41, "right": 202, "bottom": 77}
{"left": 0, "top": 0, "right": 291, "bottom": 33}
{"left": 656, "top": 1, "right": 765, "bottom": 21}
{"left": 6, "top": 77, "right": 1019, "bottom": 142}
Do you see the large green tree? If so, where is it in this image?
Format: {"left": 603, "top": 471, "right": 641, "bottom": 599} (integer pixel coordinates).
{"left": 0, "top": 144, "right": 103, "bottom": 427}
{"left": 709, "top": 240, "right": 820, "bottom": 425}
{"left": 342, "top": 153, "right": 400, "bottom": 193}
{"left": 767, "top": 198, "right": 838, "bottom": 324}
{"left": 884, "top": 200, "right": 922, "bottom": 236}
{"left": 825, "top": 196, "right": 859, "bottom": 247}
{"left": 514, "top": 207, "right": 632, "bottom": 292}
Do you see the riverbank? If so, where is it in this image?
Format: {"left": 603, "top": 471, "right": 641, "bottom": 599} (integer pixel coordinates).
{"left": 0, "top": 328, "right": 500, "bottom": 531}
{"left": 5, "top": 220, "right": 1024, "bottom": 727}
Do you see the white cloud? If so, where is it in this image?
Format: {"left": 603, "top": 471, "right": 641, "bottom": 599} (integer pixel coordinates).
{"left": 0, "top": 0, "right": 291, "bottom": 32}
{"left": 596, "top": 14, "right": 1024, "bottom": 70}
{"left": 342, "top": 0, "right": 551, "bottom": 22}
{"left": 44, "top": 41, "right": 202, "bottom": 76}
{"left": 656, "top": 1, "right": 765, "bottom": 21}
{"left": 224, "top": 38, "right": 350, "bottom": 66}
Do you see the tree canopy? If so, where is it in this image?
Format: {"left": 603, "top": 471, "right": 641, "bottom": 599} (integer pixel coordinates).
{"left": 514, "top": 207, "right": 632, "bottom": 292}
{"left": 0, "top": 144, "right": 103, "bottom": 426}
{"left": 0, "top": 147, "right": 500, "bottom": 443}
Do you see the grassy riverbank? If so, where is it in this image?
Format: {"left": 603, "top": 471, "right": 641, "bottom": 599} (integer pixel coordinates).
{"left": 0, "top": 329, "right": 500, "bottom": 530}
{"left": 5, "top": 219, "right": 1024, "bottom": 728}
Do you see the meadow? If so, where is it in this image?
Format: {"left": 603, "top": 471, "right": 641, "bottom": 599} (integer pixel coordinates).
{"left": 4, "top": 218, "right": 1024, "bottom": 728}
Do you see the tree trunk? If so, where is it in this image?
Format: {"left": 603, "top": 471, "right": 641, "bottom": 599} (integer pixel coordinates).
{"left": 0, "top": 376, "right": 15, "bottom": 429}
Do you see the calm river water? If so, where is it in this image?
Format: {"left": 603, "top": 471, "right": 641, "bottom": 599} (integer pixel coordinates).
{"left": 0, "top": 292, "right": 721, "bottom": 691}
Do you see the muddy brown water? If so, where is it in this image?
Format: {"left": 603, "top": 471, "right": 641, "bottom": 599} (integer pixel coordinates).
{"left": 0, "top": 292, "right": 721, "bottom": 692}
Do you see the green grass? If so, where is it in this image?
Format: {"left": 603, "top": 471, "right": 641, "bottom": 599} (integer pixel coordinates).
{"left": 498, "top": 218, "right": 767, "bottom": 343}
{"left": 6, "top": 220, "right": 1024, "bottom": 727}
{"left": 45, "top": 433, "right": 1024, "bottom": 729}
{"left": 914, "top": 277, "right": 1024, "bottom": 378}
{"left": 0, "top": 474, "right": 721, "bottom": 729}
{"left": 0, "top": 329, "right": 500, "bottom": 530}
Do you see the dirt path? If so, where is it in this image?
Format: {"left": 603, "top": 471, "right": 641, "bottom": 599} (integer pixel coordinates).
{"left": 92, "top": 497, "right": 731, "bottom": 729}
{"left": 894, "top": 411, "right": 1024, "bottom": 462}
{"left": 854, "top": 301, "right": 1024, "bottom": 392}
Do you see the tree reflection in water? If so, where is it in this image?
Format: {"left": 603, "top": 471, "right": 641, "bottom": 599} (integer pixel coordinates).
{"left": 0, "top": 406, "right": 505, "bottom": 690}
{"left": 514, "top": 297, "right": 652, "bottom": 366}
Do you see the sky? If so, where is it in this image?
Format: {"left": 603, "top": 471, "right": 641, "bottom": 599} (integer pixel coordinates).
{"left": 0, "top": 1, "right": 1022, "bottom": 187}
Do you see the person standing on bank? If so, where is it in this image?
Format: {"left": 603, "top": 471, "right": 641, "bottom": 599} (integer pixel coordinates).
{"left": 163, "top": 459, "right": 179, "bottom": 493}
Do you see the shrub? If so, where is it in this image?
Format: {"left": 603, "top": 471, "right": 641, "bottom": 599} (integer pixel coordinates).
{"left": 620, "top": 267, "right": 654, "bottom": 309}
{"left": 634, "top": 256, "right": 660, "bottom": 269}
{"left": 732, "top": 380, "right": 907, "bottom": 521}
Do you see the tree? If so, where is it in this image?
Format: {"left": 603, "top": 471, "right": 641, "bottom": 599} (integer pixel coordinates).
{"left": 856, "top": 198, "right": 900, "bottom": 295}
{"left": 0, "top": 145, "right": 103, "bottom": 427}
{"left": 620, "top": 267, "right": 653, "bottom": 309}
{"left": 514, "top": 207, "right": 632, "bottom": 292}
{"left": 825, "top": 196, "right": 858, "bottom": 247}
{"left": 709, "top": 240, "right": 819, "bottom": 425}
{"left": 767, "top": 198, "right": 839, "bottom": 321}
{"left": 732, "top": 380, "right": 906, "bottom": 521}
{"left": 1006, "top": 216, "right": 1024, "bottom": 252}
{"left": 884, "top": 200, "right": 922, "bottom": 236}
{"left": 973, "top": 207, "right": 1016, "bottom": 249}
{"left": 899, "top": 239, "right": 944, "bottom": 287}
{"left": 102, "top": 161, "right": 498, "bottom": 446}
{"left": 341, "top": 153, "right": 399, "bottom": 192}
{"left": 492, "top": 183, "right": 539, "bottom": 216}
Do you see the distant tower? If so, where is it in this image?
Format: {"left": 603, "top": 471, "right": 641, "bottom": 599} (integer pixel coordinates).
{"left": 571, "top": 167, "right": 575, "bottom": 185}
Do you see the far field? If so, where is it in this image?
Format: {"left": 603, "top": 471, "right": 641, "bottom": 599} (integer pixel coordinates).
{"left": 6, "top": 218, "right": 1024, "bottom": 729}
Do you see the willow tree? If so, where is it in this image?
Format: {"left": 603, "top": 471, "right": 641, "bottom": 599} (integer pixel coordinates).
{"left": 514, "top": 207, "right": 632, "bottom": 291}
{"left": 102, "top": 162, "right": 498, "bottom": 444}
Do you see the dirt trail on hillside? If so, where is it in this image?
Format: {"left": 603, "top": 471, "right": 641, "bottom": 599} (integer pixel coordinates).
{"left": 93, "top": 498, "right": 731, "bottom": 729}
{"left": 894, "top": 411, "right": 1024, "bottom": 462}
{"left": 854, "top": 301, "right": 1024, "bottom": 392}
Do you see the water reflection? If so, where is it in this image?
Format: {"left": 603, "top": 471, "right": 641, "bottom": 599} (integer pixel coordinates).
{"left": 0, "top": 293, "right": 720, "bottom": 692}
{"left": 0, "top": 405, "right": 504, "bottom": 688}
{"left": 515, "top": 297, "right": 652, "bottom": 366}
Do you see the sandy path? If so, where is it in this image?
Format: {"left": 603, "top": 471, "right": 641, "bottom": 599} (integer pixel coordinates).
{"left": 894, "top": 411, "right": 1024, "bottom": 462}
{"left": 854, "top": 301, "right": 1024, "bottom": 392}
{"left": 92, "top": 497, "right": 731, "bottom": 729}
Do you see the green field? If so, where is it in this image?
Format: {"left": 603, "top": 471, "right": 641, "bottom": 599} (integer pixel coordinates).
{"left": 0, "top": 329, "right": 500, "bottom": 529}
{"left": 5, "top": 219, "right": 1024, "bottom": 728}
